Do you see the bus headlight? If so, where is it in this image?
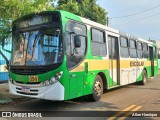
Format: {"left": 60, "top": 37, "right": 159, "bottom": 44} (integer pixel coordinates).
{"left": 42, "top": 71, "right": 63, "bottom": 86}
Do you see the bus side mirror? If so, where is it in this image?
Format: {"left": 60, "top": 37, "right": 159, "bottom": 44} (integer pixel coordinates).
{"left": 74, "top": 35, "right": 81, "bottom": 48}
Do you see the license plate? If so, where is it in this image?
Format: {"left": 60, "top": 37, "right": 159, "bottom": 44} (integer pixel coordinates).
{"left": 21, "top": 87, "right": 30, "bottom": 93}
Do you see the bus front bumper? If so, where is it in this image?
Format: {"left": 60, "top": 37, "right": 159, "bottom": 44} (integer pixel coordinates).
{"left": 9, "top": 81, "right": 64, "bottom": 101}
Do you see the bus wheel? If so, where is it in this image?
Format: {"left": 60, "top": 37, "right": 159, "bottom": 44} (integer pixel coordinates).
{"left": 90, "top": 75, "right": 103, "bottom": 102}
{"left": 141, "top": 70, "right": 148, "bottom": 85}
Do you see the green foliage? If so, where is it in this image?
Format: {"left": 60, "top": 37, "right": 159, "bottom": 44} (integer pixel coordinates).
{"left": 0, "top": 0, "right": 108, "bottom": 43}
{"left": 57, "top": 0, "right": 108, "bottom": 25}
{"left": 58, "top": 2, "right": 79, "bottom": 14}
{"left": 0, "top": 0, "right": 55, "bottom": 42}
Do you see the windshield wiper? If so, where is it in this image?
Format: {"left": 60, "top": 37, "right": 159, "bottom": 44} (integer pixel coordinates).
{"left": 31, "top": 31, "right": 42, "bottom": 58}
{"left": 32, "top": 27, "right": 45, "bottom": 58}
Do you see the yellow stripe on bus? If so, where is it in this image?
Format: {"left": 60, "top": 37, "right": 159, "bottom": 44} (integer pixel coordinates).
{"left": 70, "top": 59, "right": 150, "bottom": 72}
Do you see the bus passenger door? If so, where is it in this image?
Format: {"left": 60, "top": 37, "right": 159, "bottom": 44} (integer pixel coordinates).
{"left": 149, "top": 46, "right": 154, "bottom": 76}
{"left": 108, "top": 36, "right": 120, "bottom": 86}
{"left": 65, "top": 32, "right": 87, "bottom": 99}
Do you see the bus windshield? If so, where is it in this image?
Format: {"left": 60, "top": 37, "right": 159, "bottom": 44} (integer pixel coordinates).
{"left": 11, "top": 28, "right": 63, "bottom": 66}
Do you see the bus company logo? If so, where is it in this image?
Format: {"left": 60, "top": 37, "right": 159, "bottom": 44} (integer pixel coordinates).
{"left": 29, "top": 76, "right": 38, "bottom": 82}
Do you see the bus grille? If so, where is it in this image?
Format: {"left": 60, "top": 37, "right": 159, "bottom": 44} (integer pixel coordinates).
{"left": 10, "top": 63, "right": 61, "bottom": 75}
{"left": 16, "top": 87, "right": 39, "bottom": 96}
{"left": 10, "top": 69, "right": 49, "bottom": 75}
{"left": 17, "top": 91, "right": 38, "bottom": 96}
{"left": 15, "top": 80, "right": 41, "bottom": 84}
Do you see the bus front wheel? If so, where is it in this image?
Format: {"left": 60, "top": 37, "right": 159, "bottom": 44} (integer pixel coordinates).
{"left": 90, "top": 75, "right": 103, "bottom": 102}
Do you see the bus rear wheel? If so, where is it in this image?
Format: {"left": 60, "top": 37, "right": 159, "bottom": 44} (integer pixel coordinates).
{"left": 141, "top": 70, "right": 148, "bottom": 85}
{"left": 90, "top": 75, "right": 103, "bottom": 102}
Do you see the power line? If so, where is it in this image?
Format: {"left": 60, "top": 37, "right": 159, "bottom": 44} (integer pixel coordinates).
{"left": 111, "top": 4, "right": 160, "bottom": 19}
{"left": 112, "top": 12, "right": 160, "bottom": 27}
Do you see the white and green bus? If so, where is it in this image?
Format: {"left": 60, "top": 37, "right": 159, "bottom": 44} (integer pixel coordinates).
{"left": 1, "top": 10, "right": 158, "bottom": 101}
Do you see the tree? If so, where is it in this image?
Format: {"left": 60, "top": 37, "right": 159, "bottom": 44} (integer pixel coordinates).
{"left": 0, "top": 0, "right": 55, "bottom": 42}
{"left": 57, "top": 0, "right": 108, "bottom": 25}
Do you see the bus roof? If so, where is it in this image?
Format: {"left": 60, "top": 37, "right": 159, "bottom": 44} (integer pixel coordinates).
{"left": 59, "top": 10, "right": 155, "bottom": 45}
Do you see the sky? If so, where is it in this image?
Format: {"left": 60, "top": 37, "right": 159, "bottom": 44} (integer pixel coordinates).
{"left": 97, "top": 0, "right": 160, "bottom": 40}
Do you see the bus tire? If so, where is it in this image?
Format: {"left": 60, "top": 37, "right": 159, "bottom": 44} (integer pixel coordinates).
{"left": 141, "top": 70, "right": 148, "bottom": 85}
{"left": 90, "top": 75, "right": 103, "bottom": 102}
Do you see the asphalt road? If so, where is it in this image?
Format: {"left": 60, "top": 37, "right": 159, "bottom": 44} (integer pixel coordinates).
{"left": 0, "top": 74, "right": 160, "bottom": 120}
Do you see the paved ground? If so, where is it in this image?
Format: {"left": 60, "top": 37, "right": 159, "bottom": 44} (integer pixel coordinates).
{"left": 0, "top": 74, "right": 160, "bottom": 120}
{"left": 0, "top": 83, "right": 30, "bottom": 106}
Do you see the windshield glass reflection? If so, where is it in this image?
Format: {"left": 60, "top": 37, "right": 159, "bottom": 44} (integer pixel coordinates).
{"left": 11, "top": 28, "right": 63, "bottom": 66}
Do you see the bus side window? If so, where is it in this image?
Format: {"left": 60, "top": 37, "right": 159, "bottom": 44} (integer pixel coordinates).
{"left": 65, "top": 21, "right": 87, "bottom": 69}
{"left": 137, "top": 41, "right": 143, "bottom": 58}
{"left": 153, "top": 47, "right": 157, "bottom": 59}
{"left": 120, "top": 37, "right": 129, "bottom": 58}
{"left": 91, "top": 28, "right": 107, "bottom": 56}
{"left": 129, "top": 39, "right": 137, "bottom": 58}
{"left": 142, "top": 43, "right": 148, "bottom": 58}
{"left": 108, "top": 36, "right": 117, "bottom": 59}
